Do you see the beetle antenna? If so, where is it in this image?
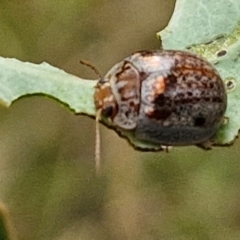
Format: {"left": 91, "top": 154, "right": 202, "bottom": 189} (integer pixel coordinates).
{"left": 95, "top": 109, "right": 102, "bottom": 175}
{"left": 80, "top": 60, "right": 102, "bottom": 174}
{"left": 80, "top": 60, "right": 101, "bottom": 79}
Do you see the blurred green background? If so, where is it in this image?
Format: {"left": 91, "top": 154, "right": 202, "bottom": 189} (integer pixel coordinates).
{"left": 0, "top": 1, "right": 240, "bottom": 240}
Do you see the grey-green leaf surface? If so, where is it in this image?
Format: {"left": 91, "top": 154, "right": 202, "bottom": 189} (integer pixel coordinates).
{"left": 0, "top": 57, "right": 96, "bottom": 116}
{"left": 158, "top": 0, "right": 240, "bottom": 50}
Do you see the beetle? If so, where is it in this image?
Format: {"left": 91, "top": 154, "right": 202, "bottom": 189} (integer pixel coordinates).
{"left": 94, "top": 50, "right": 227, "bottom": 147}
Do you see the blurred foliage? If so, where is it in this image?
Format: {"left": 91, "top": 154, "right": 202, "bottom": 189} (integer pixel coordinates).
{"left": 0, "top": 203, "right": 15, "bottom": 240}
{"left": 0, "top": 1, "right": 240, "bottom": 240}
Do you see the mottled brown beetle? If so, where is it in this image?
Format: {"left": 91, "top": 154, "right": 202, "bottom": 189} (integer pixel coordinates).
{"left": 94, "top": 50, "right": 227, "bottom": 148}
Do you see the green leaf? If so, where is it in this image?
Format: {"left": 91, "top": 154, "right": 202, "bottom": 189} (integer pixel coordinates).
{"left": 158, "top": 0, "right": 240, "bottom": 50}
{"left": 0, "top": 57, "right": 96, "bottom": 116}
{"left": 157, "top": 0, "right": 240, "bottom": 145}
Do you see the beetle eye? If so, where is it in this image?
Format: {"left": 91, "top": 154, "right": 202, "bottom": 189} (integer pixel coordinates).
{"left": 102, "top": 105, "right": 114, "bottom": 118}
{"left": 99, "top": 78, "right": 107, "bottom": 84}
